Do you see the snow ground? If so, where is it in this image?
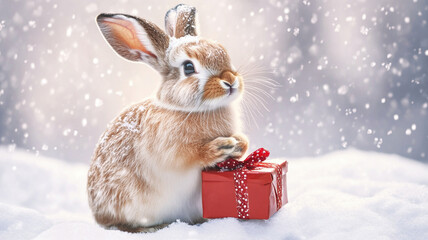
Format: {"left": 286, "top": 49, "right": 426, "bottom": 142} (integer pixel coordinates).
{"left": 1, "top": 147, "right": 428, "bottom": 240}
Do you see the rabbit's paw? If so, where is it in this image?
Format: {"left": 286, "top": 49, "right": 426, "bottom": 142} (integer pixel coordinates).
{"left": 229, "top": 133, "right": 249, "bottom": 159}
{"left": 201, "top": 137, "right": 238, "bottom": 166}
{"left": 211, "top": 137, "right": 238, "bottom": 156}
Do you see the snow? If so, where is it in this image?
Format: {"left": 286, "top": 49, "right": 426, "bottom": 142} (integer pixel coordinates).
{"left": 0, "top": 203, "right": 51, "bottom": 240}
{"left": 1, "top": 147, "right": 428, "bottom": 240}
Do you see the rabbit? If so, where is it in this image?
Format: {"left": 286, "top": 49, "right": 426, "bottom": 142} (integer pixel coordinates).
{"left": 87, "top": 4, "right": 249, "bottom": 232}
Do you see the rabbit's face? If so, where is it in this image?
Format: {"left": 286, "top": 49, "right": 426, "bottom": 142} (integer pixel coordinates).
{"left": 157, "top": 37, "right": 243, "bottom": 111}
{"left": 96, "top": 5, "right": 243, "bottom": 111}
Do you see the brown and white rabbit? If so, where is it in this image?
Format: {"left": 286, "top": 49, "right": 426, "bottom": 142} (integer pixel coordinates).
{"left": 87, "top": 4, "right": 249, "bottom": 232}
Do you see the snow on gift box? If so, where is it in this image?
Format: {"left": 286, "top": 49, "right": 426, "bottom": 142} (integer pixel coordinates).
{"left": 202, "top": 148, "right": 288, "bottom": 219}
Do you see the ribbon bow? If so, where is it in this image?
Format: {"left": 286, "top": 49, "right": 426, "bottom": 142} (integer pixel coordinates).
{"left": 216, "top": 148, "right": 270, "bottom": 171}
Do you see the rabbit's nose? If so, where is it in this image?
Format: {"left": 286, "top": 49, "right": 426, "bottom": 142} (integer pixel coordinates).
{"left": 220, "top": 80, "right": 235, "bottom": 95}
{"left": 220, "top": 80, "right": 232, "bottom": 89}
{"left": 220, "top": 70, "right": 237, "bottom": 84}
{"left": 222, "top": 81, "right": 232, "bottom": 88}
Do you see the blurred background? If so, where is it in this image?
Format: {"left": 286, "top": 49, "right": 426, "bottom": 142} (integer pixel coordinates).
{"left": 0, "top": 0, "right": 427, "bottom": 163}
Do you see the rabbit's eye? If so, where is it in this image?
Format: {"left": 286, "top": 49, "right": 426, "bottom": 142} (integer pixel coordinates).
{"left": 183, "top": 61, "right": 196, "bottom": 76}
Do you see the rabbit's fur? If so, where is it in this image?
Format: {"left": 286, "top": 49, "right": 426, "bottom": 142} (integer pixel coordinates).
{"left": 87, "top": 4, "right": 248, "bottom": 232}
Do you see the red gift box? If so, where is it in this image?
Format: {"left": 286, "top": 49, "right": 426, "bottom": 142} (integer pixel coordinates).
{"left": 202, "top": 148, "right": 288, "bottom": 219}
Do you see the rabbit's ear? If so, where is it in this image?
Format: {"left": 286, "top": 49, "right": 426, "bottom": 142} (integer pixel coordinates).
{"left": 165, "top": 4, "right": 199, "bottom": 38}
{"left": 96, "top": 14, "right": 169, "bottom": 67}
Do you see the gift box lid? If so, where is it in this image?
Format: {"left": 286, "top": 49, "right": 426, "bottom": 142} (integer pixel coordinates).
{"left": 202, "top": 158, "right": 288, "bottom": 185}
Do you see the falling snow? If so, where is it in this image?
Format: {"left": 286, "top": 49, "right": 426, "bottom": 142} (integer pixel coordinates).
{"left": 94, "top": 98, "right": 103, "bottom": 107}
{"left": 0, "top": 0, "right": 427, "bottom": 166}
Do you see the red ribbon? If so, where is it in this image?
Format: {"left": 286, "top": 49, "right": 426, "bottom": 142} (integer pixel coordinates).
{"left": 216, "top": 148, "right": 271, "bottom": 170}
{"left": 216, "top": 148, "right": 282, "bottom": 219}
